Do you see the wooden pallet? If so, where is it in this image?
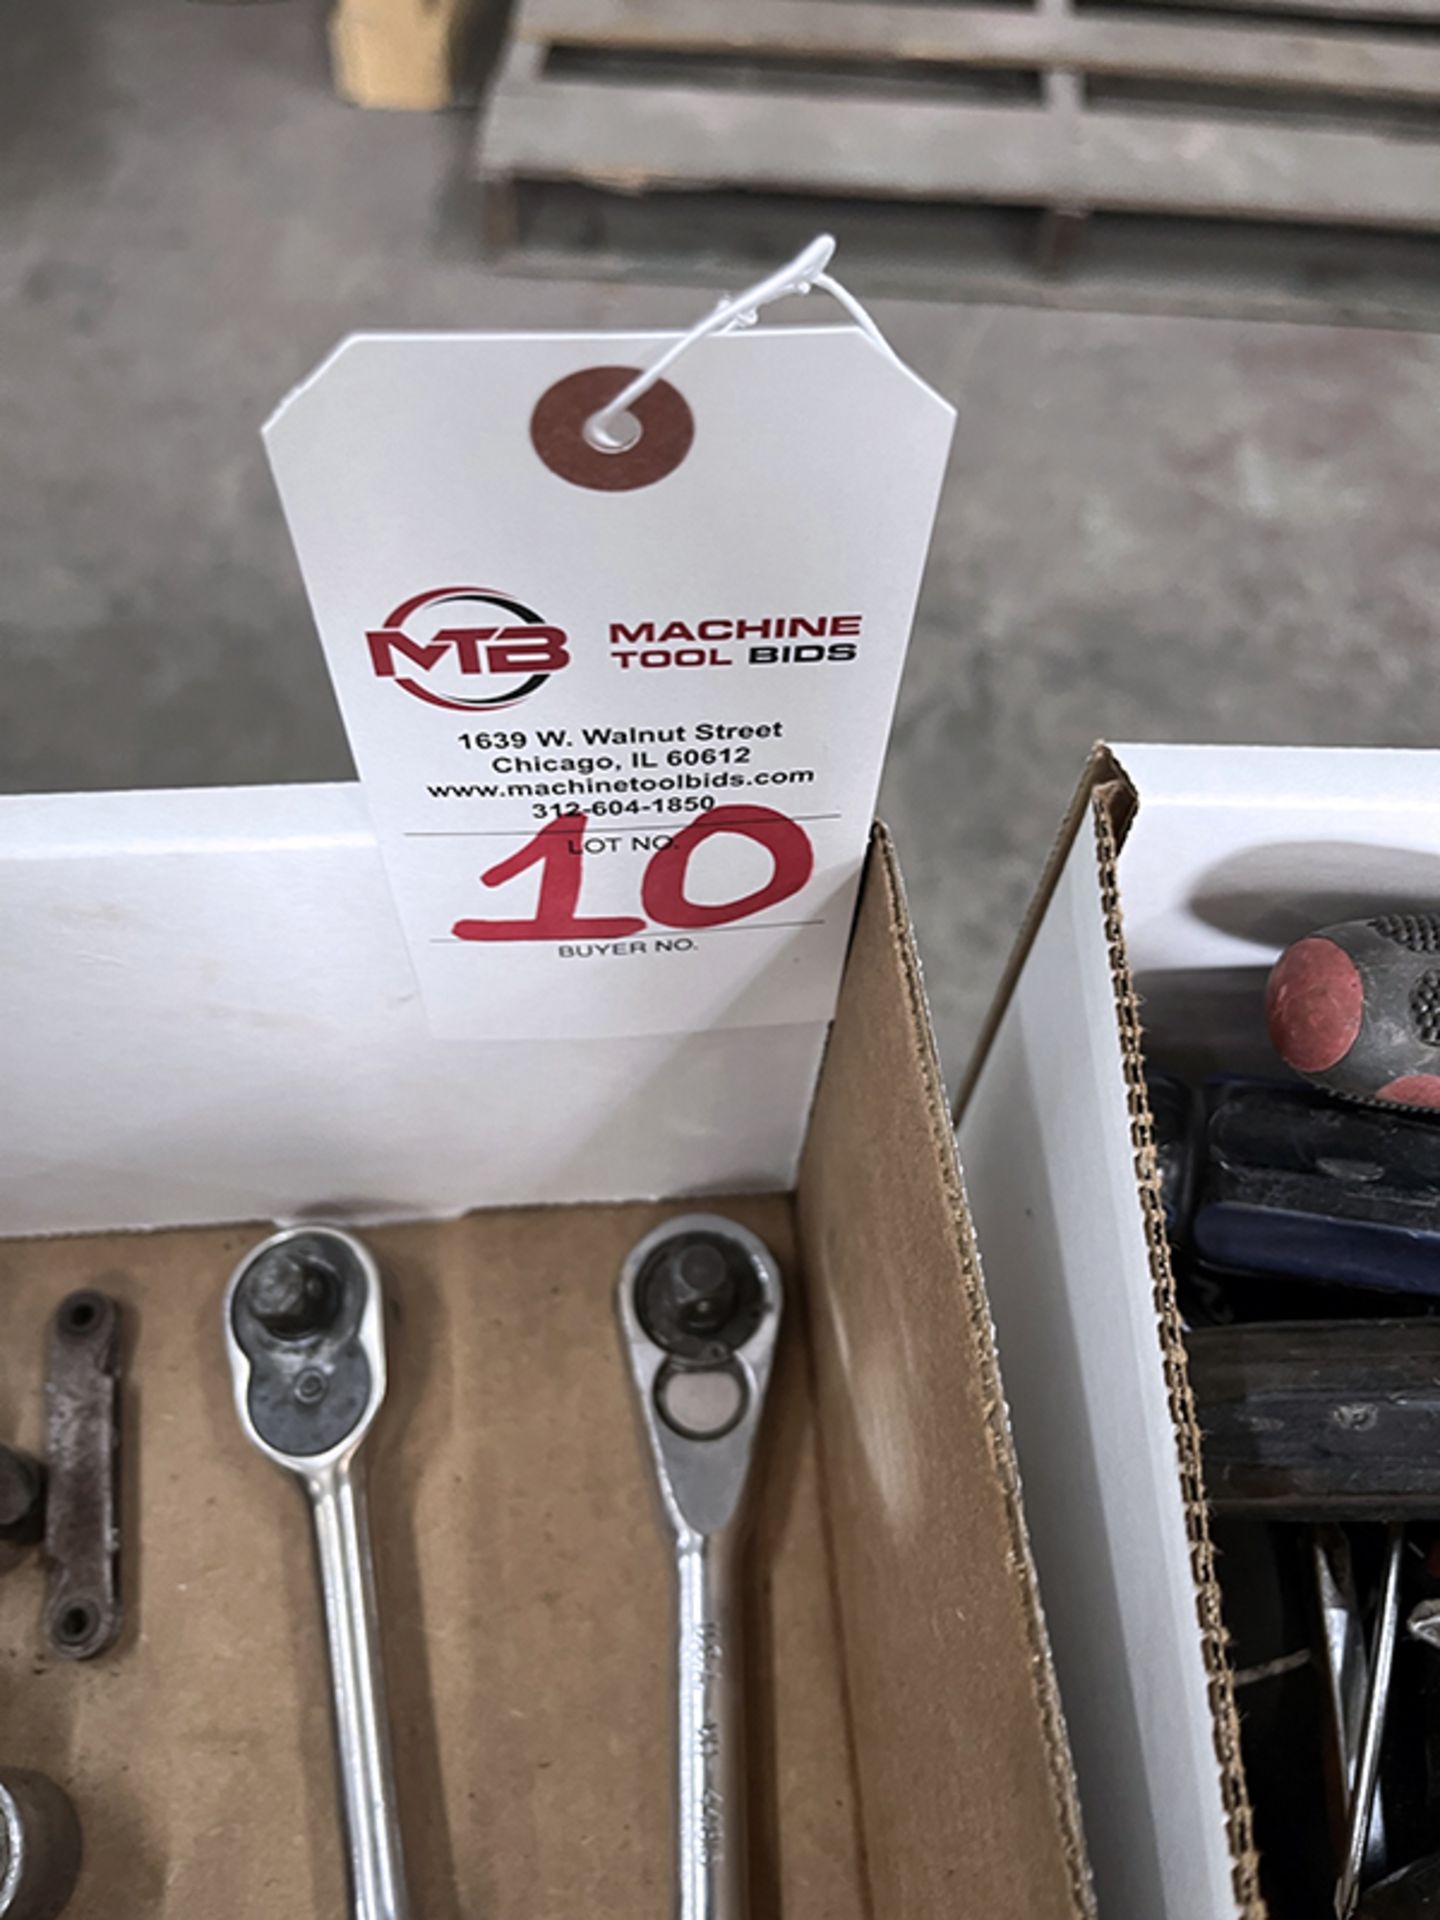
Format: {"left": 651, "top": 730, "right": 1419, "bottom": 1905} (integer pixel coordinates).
{"left": 475, "top": 0, "right": 1440, "bottom": 246}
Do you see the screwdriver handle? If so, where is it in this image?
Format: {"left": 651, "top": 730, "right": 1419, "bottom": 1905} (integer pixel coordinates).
{"left": 1268, "top": 912, "right": 1440, "bottom": 1108}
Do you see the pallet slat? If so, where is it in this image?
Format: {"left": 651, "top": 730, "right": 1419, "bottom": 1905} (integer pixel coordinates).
{"left": 519, "top": 0, "right": 1440, "bottom": 103}
{"left": 1111, "top": 0, "right": 1440, "bottom": 23}
{"left": 479, "top": 0, "right": 1440, "bottom": 245}
{"left": 483, "top": 77, "right": 1440, "bottom": 229}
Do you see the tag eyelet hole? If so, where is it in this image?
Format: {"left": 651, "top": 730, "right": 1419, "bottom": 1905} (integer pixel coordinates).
{"left": 583, "top": 409, "right": 643, "bottom": 455}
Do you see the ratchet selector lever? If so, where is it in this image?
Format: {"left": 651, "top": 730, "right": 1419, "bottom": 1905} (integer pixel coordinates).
{"left": 224, "top": 1227, "right": 410, "bottom": 1920}
{"left": 619, "top": 1215, "right": 783, "bottom": 1920}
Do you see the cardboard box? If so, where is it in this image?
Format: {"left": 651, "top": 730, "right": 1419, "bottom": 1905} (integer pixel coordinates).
{"left": 0, "top": 810, "right": 1093, "bottom": 1919}
{"left": 956, "top": 742, "right": 1440, "bottom": 1920}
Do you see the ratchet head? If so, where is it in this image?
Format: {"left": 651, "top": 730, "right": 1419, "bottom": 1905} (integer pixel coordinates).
{"left": 224, "top": 1227, "right": 387, "bottom": 1474}
{"left": 619, "top": 1215, "right": 782, "bottom": 1541}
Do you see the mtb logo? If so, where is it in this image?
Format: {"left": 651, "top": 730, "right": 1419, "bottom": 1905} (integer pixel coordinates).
{"left": 366, "top": 587, "right": 571, "bottom": 712}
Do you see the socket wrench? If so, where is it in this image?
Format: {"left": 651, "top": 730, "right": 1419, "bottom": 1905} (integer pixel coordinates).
{"left": 224, "top": 1227, "right": 409, "bottom": 1920}
{"left": 619, "top": 1214, "right": 782, "bottom": 1920}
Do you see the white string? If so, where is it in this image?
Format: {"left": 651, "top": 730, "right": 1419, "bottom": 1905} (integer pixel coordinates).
{"left": 584, "top": 233, "right": 900, "bottom": 454}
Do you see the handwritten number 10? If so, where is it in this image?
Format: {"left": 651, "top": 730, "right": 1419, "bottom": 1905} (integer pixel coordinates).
{"left": 452, "top": 805, "right": 815, "bottom": 942}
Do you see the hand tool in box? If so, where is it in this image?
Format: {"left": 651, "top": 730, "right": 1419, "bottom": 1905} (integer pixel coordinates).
{"left": 0, "top": 1287, "right": 127, "bottom": 1920}
{"left": 1343, "top": 1595, "right": 1440, "bottom": 1916}
{"left": 1158, "top": 1049, "right": 1440, "bottom": 1908}
{"left": 1317, "top": 1529, "right": 1388, "bottom": 1884}
{"left": 0, "top": 1293, "right": 124, "bottom": 1659}
{"left": 1335, "top": 1526, "right": 1404, "bottom": 1919}
{"left": 0, "top": 1770, "right": 82, "bottom": 1920}
{"left": 43, "top": 1292, "right": 122, "bottom": 1660}
{"left": 1186, "top": 1319, "right": 1440, "bottom": 1521}
{"left": 225, "top": 1227, "right": 410, "bottom": 1920}
{"left": 0, "top": 1293, "right": 124, "bottom": 1918}
{"left": 1186, "top": 1077, "right": 1440, "bottom": 1314}
{"left": 1186, "top": 1323, "right": 1440, "bottom": 1912}
{"left": 1268, "top": 913, "right": 1440, "bottom": 1110}
{"left": 619, "top": 1215, "right": 783, "bottom": 1920}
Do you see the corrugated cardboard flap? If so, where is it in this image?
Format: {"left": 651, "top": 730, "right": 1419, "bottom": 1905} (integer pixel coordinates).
{"left": 958, "top": 745, "right": 1262, "bottom": 1920}
{"left": 1090, "top": 784, "right": 1262, "bottom": 1918}
{"left": 800, "top": 827, "right": 1093, "bottom": 1920}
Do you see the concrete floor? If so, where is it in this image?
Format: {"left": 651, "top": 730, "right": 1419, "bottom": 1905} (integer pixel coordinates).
{"left": 5, "top": 0, "right": 1440, "bottom": 1079}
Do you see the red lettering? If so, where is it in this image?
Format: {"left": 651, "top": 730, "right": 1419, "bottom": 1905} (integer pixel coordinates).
{"left": 483, "top": 625, "right": 570, "bottom": 675}
{"left": 642, "top": 806, "right": 813, "bottom": 930}
{"left": 453, "top": 815, "right": 644, "bottom": 943}
{"left": 372, "top": 624, "right": 570, "bottom": 683}
{"left": 367, "top": 629, "right": 450, "bottom": 677}
{"left": 431, "top": 627, "right": 497, "bottom": 673}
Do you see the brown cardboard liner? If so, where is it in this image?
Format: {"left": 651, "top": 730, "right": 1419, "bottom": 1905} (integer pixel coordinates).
{"left": 958, "top": 749, "right": 1263, "bottom": 1920}
{"left": 0, "top": 834, "right": 1090, "bottom": 1919}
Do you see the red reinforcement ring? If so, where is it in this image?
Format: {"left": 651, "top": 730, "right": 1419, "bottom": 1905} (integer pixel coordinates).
{"left": 530, "top": 366, "right": 694, "bottom": 493}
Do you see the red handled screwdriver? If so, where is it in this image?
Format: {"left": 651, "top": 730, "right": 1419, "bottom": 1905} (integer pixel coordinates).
{"left": 1268, "top": 914, "right": 1440, "bottom": 1110}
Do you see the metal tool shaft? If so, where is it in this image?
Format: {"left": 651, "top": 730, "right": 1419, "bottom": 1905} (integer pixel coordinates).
{"left": 306, "top": 1459, "right": 408, "bottom": 1920}
{"left": 1316, "top": 1529, "right": 1387, "bottom": 1880}
{"left": 1337, "top": 1525, "right": 1404, "bottom": 1920}
{"left": 226, "top": 1227, "right": 410, "bottom": 1920}
{"left": 676, "top": 1527, "right": 745, "bottom": 1920}
{"left": 619, "top": 1214, "right": 782, "bottom": 1920}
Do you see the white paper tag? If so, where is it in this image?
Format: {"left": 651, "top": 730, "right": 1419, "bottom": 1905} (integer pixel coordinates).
{"left": 265, "top": 323, "right": 953, "bottom": 1040}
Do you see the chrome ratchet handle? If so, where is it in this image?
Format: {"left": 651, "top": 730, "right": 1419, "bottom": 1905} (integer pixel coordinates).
{"left": 225, "top": 1226, "right": 411, "bottom": 1920}
{"left": 619, "top": 1214, "right": 783, "bottom": 1920}
{"left": 306, "top": 1456, "right": 409, "bottom": 1920}
{"left": 676, "top": 1526, "right": 746, "bottom": 1920}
